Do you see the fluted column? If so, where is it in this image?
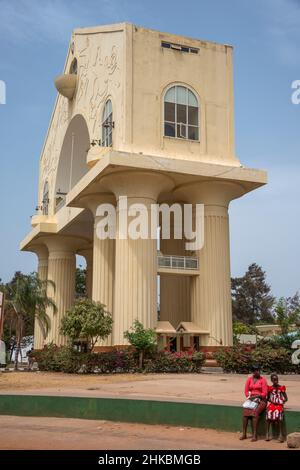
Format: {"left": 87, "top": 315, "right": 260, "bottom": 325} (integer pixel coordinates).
{"left": 79, "top": 194, "right": 116, "bottom": 347}
{"left": 175, "top": 181, "right": 246, "bottom": 346}
{"left": 190, "top": 204, "right": 232, "bottom": 346}
{"left": 43, "top": 237, "right": 76, "bottom": 346}
{"left": 101, "top": 171, "right": 174, "bottom": 345}
{"left": 32, "top": 245, "right": 48, "bottom": 349}
{"left": 78, "top": 248, "right": 93, "bottom": 299}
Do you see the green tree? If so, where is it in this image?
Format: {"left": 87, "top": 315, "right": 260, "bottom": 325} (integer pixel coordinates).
{"left": 5, "top": 272, "right": 56, "bottom": 370}
{"left": 231, "top": 263, "right": 275, "bottom": 324}
{"left": 75, "top": 266, "right": 87, "bottom": 298}
{"left": 274, "top": 294, "right": 300, "bottom": 335}
{"left": 232, "top": 322, "right": 259, "bottom": 335}
{"left": 124, "top": 320, "right": 157, "bottom": 368}
{"left": 60, "top": 298, "right": 113, "bottom": 351}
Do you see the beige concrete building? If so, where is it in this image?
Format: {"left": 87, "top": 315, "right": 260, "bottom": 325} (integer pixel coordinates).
{"left": 20, "top": 23, "right": 267, "bottom": 350}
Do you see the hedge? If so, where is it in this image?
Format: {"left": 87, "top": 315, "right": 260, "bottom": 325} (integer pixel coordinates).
{"left": 33, "top": 345, "right": 205, "bottom": 374}
{"left": 214, "top": 344, "right": 300, "bottom": 374}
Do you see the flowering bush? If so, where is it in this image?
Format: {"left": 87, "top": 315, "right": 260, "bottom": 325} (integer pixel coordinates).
{"left": 214, "top": 344, "right": 299, "bottom": 374}
{"left": 34, "top": 345, "right": 136, "bottom": 374}
{"left": 144, "top": 351, "right": 205, "bottom": 373}
{"left": 34, "top": 345, "right": 205, "bottom": 374}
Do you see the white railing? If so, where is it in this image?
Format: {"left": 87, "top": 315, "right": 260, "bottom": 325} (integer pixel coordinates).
{"left": 157, "top": 254, "right": 198, "bottom": 270}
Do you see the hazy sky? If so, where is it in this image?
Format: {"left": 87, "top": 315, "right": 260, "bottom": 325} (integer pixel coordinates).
{"left": 0, "top": 0, "right": 299, "bottom": 298}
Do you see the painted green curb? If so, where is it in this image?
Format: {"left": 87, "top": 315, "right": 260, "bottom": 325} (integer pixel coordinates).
{"left": 0, "top": 395, "right": 299, "bottom": 435}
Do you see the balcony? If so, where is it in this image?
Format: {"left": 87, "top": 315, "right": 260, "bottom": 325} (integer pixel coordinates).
{"left": 157, "top": 254, "right": 199, "bottom": 276}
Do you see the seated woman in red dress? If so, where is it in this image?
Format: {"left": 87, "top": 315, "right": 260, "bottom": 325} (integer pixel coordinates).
{"left": 240, "top": 364, "right": 268, "bottom": 441}
{"left": 266, "top": 373, "right": 288, "bottom": 443}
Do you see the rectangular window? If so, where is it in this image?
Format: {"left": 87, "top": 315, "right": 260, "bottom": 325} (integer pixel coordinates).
{"left": 165, "top": 122, "right": 175, "bottom": 137}
{"left": 188, "top": 126, "right": 199, "bottom": 140}
{"left": 177, "top": 104, "right": 187, "bottom": 124}
{"left": 188, "top": 106, "right": 198, "bottom": 126}
{"left": 164, "top": 102, "right": 175, "bottom": 122}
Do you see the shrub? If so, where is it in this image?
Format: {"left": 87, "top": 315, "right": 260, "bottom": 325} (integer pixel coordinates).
{"left": 214, "top": 344, "right": 299, "bottom": 374}
{"left": 60, "top": 298, "right": 113, "bottom": 352}
{"left": 34, "top": 345, "right": 137, "bottom": 374}
{"left": 260, "top": 332, "right": 300, "bottom": 350}
{"left": 144, "top": 351, "right": 205, "bottom": 373}
{"left": 34, "top": 345, "right": 205, "bottom": 374}
{"left": 34, "top": 344, "right": 83, "bottom": 373}
{"left": 124, "top": 320, "right": 157, "bottom": 368}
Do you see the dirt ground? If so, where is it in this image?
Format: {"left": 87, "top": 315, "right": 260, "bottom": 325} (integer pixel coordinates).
{"left": 0, "top": 415, "right": 293, "bottom": 450}
{"left": 1, "top": 371, "right": 299, "bottom": 409}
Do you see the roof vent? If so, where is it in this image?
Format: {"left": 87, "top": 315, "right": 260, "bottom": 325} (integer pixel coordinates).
{"left": 161, "top": 41, "right": 199, "bottom": 54}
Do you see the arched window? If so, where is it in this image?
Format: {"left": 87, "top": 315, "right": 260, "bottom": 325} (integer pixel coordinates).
{"left": 102, "top": 100, "right": 113, "bottom": 147}
{"left": 70, "top": 58, "right": 78, "bottom": 75}
{"left": 42, "top": 181, "right": 49, "bottom": 216}
{"left": 164, "top": 85, "right": 199, "bottom": 141}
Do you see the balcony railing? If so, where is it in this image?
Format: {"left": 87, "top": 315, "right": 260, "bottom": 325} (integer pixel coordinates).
{"left": 157, "top": 254, "right": 198, "bottom": 271}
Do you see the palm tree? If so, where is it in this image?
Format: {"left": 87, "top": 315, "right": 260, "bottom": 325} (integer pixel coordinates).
{"left": 5, "top": 273, "right": 56, "bottom": 370}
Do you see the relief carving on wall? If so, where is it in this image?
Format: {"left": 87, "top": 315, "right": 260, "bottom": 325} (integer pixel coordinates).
{"left": 77, "top": 40, "right": 120, "bottom": 135}
{"left": 39, "top": 33, "right": 122, "bottom": 212}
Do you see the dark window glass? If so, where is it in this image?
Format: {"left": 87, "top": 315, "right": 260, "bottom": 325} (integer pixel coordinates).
{"left": 70, "top": 58, "right": 77, "bottom": 75}
{"left": 188, "top": 126, "right": 199, "bottom": 140}
{"left": 165, "top": 122, "right": 175, "bottom": 137}
{"left": 188, "top": 106, "right": 198, "bottom": 126}
{"left": 177, "top": 104, "right": 187, "bottom": 124}
{"left": 164, "top": 102, "right": 175, "bottom": 122}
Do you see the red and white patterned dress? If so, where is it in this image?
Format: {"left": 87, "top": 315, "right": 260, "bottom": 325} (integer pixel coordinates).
{"left": 266, "top": 385, "right": 286, "bottom": 421}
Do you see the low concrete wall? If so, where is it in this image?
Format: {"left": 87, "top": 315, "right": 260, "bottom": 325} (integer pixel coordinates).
{"left": 0, "top": 395, "right": 299, "bottom": 436}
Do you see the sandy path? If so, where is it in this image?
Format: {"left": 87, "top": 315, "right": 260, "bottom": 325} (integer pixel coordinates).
{"left": 0, "top": 415, "right": 292, "bottom": 450}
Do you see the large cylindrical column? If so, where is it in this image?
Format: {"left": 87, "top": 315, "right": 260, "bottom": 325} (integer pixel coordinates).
{"left": 32, "top": 245, "right": 48, "bottom": 349}
{"left": 101, "top": 171, "right": 174, "bottom": 345}
{"left": 175, "top": 181, "right": 245, "bottom": 346}
{"left": 80, "top": 194, "right": 116, "bottom": 347}
{"left": 93, "top": 197, "right": 115, "bottom": 346}
{"left": 43, "top": 237, "right": 76, "bottom": 346}
{"left": 190, "top": 204, "right": 232, "bottom": 346}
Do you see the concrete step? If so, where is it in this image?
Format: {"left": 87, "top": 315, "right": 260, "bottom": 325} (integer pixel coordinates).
{"left": 202, "top": 366, "right": 224, "bottom": 374}
{"left": 203, "top": 359, "right": 219, "bottom": 367}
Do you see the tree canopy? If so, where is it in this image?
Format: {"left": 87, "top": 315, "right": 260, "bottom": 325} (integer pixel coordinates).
{"left": 124, "top": 320, "right": 157, "bottom": 368}
{"left": 3, "top": 272, "right": 56, "bottom": 368}
{"left": 75, "top": 266, "right": 87, "bottom": 298}
{"left": 274, "top": 293, "right": 300, "bottom": 334}
{"left": 231, "top": 263, "right": 275, "bottom": 324}
{"left": 60, "top": 298, "right": 113, "bottom": 351}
